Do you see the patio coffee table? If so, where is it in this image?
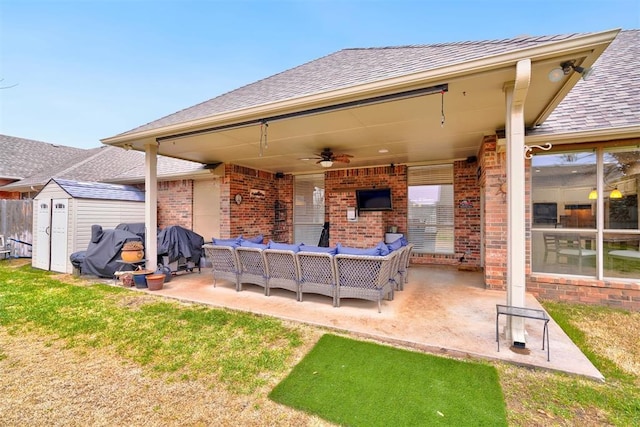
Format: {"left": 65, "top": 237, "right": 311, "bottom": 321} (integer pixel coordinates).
{"left": 496, "top": 304, "right": 550, "bottom": 361}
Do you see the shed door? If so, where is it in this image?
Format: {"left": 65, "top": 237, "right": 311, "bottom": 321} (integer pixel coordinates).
{"left": 34, "top": 200, "right": 51, "bottom": 270}
{"left": 50, "top": 199, "right": 69, "bottom": 273}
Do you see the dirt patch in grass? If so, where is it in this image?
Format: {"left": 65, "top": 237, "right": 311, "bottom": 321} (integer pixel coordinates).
{"left": 572, "top": 310, "right": 640, "bottom": 378}
{"left": 498, "top": 363, "right": 614, "bottom": 427}
{"left": 499, "top": 303, "right": 640, "bottom": 426}
{"left": 0, "top": 328, "right": 332, "bottom": 426}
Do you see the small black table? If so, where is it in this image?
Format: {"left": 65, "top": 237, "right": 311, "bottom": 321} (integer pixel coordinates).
{"left": 496, "top": 304, "right": 550, "bottom": 361}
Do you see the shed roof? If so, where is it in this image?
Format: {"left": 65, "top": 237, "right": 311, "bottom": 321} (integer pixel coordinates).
{"left": 44, "top": 178, "right": 145, "bottom": 202}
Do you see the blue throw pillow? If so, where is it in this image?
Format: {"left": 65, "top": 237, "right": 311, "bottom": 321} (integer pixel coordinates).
{"left": 387, "top": 237, "right": 403, "bottom": 252}
{"left": 240, "top": 240, "right": 268, "bottom": 249}
{"left": 377, "top": 241, "right": 390, "bottom": 256}
{"left": 336, "top": 243, "right": 381, "bottom": 256}
{"left": 299, "top": 245, "right": 337, "bottom": 255}
{"left": 268, "top": 241, "right": 302, "bottom": 253}
{"left": 244, "top": 234, "right": 264, "bottom": 244}
{"left": 212, "top": 237, "right": 241, "bottom": 248}
{"left": 400, "top": 236, "right": 408, "bottom": 246}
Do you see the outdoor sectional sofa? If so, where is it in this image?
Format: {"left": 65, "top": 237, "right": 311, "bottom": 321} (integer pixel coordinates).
{"left": 202, "top": 239, "right": 413, "bottom": 313}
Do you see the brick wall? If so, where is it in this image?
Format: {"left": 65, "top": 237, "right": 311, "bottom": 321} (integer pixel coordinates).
{"left": 325, "top": 165, "right": 407, "bottom": 248}
{"left": 157, "top": 180, "right": 193, "bottom": 229}
{"left": 528, "top": 275, "right": 640, "bottom": 311}
{"left": 454, "top": 158, "right": 481, "bottom": 270}
{"left": 0, "top": 178, "right": 20, "bottom": 199}
{"left": 480, "top": 136, "right": 508, "bottom": 289}
{"left": 221, "top": 164, "right": 281, "bottom": 242}
{"left": 477, "top": 137, "right": 640, "bottom": 311}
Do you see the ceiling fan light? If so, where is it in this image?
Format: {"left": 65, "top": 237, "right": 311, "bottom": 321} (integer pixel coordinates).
{"left": 610, "top": 188, "right": 622, "bottom": 199}
{"left": 320, "top": 160, "right": 333, "bottom": 168}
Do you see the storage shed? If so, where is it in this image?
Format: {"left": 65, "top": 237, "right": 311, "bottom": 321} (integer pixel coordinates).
{"left": 32, "top": 178, "right": 145, "bottom": 273}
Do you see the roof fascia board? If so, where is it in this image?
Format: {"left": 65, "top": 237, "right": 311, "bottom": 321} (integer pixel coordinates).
{"left": 104, "top": 169, "right": 212, "bottom": 184}
{"left": 102, "top": 29, "right": 620, "bottom": 146}
{"left": 526, "top": 125, "right": 640, "bottom": 145}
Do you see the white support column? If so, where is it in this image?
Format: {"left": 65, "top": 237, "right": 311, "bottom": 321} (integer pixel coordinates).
{"left": 504, "top": 59, "right": 531, "bottom": 345}
{"left": 145, "top": 143, "right": 158, "bottom": 272}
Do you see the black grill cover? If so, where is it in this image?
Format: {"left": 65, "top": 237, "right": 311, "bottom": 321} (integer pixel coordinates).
{"left": 115, "top": 223, "right": 146, "bottom": 240}
{"left": 157, "top": 225, "right": 204, "bottom": 265}
{"left": 80, "top": 227, "right": 143, "bottom": 278}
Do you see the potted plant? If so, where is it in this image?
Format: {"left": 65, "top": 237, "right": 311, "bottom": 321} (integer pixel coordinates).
{"left": 121, "top": 240, "right": 144, "bottom": 262}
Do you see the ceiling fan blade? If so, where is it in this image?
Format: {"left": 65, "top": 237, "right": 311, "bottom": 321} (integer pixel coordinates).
{"left": 333, "top": 154, "right": 353, "bottom": 163}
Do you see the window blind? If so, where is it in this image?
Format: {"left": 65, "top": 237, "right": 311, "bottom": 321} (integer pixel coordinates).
{"left": 408, "top": 164, "right": 454, "bottom": 254}
{"left": 294, "top": 174, "right": 325, "bottom": 245}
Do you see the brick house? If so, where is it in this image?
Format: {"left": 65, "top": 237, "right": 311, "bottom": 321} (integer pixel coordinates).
{"left": 101, "top": 29, "right": 638, "bottom": 322}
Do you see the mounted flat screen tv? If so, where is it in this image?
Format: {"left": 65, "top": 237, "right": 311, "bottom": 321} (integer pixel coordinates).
{"left": 356, "top": 188, "right": 393, "bottom": 211}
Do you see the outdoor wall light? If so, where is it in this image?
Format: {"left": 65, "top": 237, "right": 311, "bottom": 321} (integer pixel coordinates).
{"left": 561, "top": 60, "right": 594, "bottom": 81}
{"left": 548, "top": 67, "right": 565, "bottom": 82}
{"left": 319, "top": 160, "right": 333, "bottom": 168}
{"left": 588, "top": 188, "right": 598, "bottom": 200}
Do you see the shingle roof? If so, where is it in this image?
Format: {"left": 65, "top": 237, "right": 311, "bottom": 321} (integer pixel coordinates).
{"left": 530, "top": 29, "right": 640, "bottom": 135}
{"left": 0, "top": 135, "right": 87, "bottom": 180}
{"left": 116, "top": 33, "right": 587, "bottom": 137}
{"left": 0, "top": 140, "right": 205, "bottom": 190}
{"left": 48, "top": 178, "right": 145, "bottom": 201}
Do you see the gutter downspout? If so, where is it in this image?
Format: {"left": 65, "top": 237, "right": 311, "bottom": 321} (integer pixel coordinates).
{"left": 504, "top": 58, "right": 531, "bottom": 345}
{"left": 145, "top": 143, "right": 158, "bottom": 273}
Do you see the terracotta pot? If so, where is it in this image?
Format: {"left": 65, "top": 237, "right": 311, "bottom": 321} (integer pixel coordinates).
{"left": 122, "top": 249, "right": 144, "bottom": 262}
{"left": 145, "top": 274, "right": 165, "bottom": 291}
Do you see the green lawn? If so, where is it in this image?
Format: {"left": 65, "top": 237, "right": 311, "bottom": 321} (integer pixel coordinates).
{"left": 1, "top": 261, "right": 638, "bottom": 426}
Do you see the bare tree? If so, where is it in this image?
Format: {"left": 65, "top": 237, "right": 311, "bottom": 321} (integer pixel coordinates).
{"left": 0, "top": 78, "right": 18, "bottom": 89}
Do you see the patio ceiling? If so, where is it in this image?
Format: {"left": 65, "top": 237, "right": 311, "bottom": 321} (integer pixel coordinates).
{"left": 102, "top": 31, "right": 618, "bottom": 174}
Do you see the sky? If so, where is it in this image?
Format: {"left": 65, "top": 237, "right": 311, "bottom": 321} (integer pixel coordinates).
{"left": 1, "top": 0, "right": 638, "bottom": 149}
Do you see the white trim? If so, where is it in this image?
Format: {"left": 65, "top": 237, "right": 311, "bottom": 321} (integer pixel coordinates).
{"left": 526, "top": 126, "right": 640, "bottom": 145}
{"left": 145, "top": 144, "right": 158, "bottom": 272}
{"left": 505, "top": 58, "right": 531, "bottom": 344}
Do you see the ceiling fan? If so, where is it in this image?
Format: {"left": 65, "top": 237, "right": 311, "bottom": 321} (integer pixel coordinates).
{"left": 308, "top": 148, "right": 353, "bottom": 168}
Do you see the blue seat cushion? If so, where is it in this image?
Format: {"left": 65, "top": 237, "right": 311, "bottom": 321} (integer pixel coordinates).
{"left": 268, "top": 241, "right": 302, "bottom": 252}
{"left": 337, "top": 242, "right": 388, "bottom": 256}
{"left": 244, "top": 234, "right": 264, "bottom": 244}
{"left": 299, "top": 245, "right": 337, "bottom": 255}
{"left": 212, "top": 237, "right": 241, "bottom": 247}
{"left": 240, "top": 240, "right": 268, "bottom": 249}
{"left": 387, "top": 237, "right": 403, "bottom": 252}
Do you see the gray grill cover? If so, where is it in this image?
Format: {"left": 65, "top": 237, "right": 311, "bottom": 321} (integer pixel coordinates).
{"left": 157, "top": 225, "right": 204, "bottom": 264}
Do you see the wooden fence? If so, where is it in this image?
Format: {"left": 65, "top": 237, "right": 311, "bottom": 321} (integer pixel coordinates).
{"left": 0, "top": 199, "right": 33, "bottom": 258}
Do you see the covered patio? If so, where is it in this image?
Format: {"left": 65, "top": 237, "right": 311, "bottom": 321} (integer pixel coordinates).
{"left": 130, "top": 264, "right": 603, "bottom": 381}
{"left": 101, "top": 29, "right": 622, "bottom": 351}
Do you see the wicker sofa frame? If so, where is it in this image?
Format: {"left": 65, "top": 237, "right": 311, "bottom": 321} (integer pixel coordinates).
{"left": 203, "top": 243, "right": 413, "bottom": 312}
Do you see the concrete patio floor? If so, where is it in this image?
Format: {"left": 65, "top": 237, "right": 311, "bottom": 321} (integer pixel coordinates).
{"left": 128, "top": 264, "right": 604, "bottom": 381}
